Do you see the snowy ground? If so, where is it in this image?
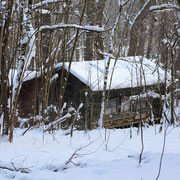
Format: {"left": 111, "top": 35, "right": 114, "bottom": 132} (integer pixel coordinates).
{"left": 0, "top": 125, "right": 180, "bottom": 180}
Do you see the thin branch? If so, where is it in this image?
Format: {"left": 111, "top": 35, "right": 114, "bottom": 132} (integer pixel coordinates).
{"left": 33, "top": 0, "right": 69, "bottom": 10}
{"left": 149, "top": 4, "right": 180, "bottom": 12}
{"left": 156, "top": 115, "right": 168, "bottom": 180}
{"left": 38, "top": 24, "right": 106, "bottom": 33}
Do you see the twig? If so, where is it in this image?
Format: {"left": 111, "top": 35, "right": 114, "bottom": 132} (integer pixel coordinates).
{"left": 156, "top": 113, "right": 168, "bottom": 180}
{"left": 66, "top": 142, "right": 93, "bottom": 166}
{"left": 0, "top": 162, "right": 30, "bottom": 174}
{"left": 139, "top": 121, "right": 144, "bottom": 164}
{"left": 22, "top": 125, "right": 32, "bottom": 136}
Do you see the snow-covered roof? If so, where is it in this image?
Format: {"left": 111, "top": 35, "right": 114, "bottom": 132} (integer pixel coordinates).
{"left": 55, "top": 56, "right": 167, "bottom": 92}
{"left": 8, "top": 70, "right": 41, "bottom": 86}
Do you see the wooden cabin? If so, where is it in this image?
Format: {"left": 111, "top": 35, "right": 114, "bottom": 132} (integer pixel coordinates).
{"left": 18, "top": 56, "right": 166, "bottom": 129}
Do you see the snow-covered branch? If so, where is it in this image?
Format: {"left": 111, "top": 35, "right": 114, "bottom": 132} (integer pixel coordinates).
{"left": 130, "top": 0, "right": 151, "bottom": 30}
{"left": 44, "top": 113, "right": 71, "bottom": 132}
{"left": 33, "top": 0, "right": 69, "bottom": 10}
{"left": 39, "top": 24, "right": 105, "bottom": 33}
{"left": 149, "top": 4, "right": 180, "bottom": 12}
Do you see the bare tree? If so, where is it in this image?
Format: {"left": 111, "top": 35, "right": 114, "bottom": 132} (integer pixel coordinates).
{"left": 0, "top": 0, "right": 14, "bottom": 136}
{"left": 128, "top": 0, "right": 156, "bottom": 56}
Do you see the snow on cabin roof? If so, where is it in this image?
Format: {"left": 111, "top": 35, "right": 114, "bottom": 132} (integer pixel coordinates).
{"left": 8, "top": 70, "right": 40, "bottom": 86}
{"left": 55, "top": 56, "right": 167, "bottom": 92}
{"left": 23, "top": 71, "right": 41, "bottom": 82}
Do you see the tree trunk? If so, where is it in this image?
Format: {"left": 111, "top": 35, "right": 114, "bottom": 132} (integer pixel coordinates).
{"left": 128, "top": 0, "right": 155, "bottom": 56}
{"left": 9, "top": 0, "right": 33, "bottom": 142}
{"left": 84, "top": 0, "right": 96, "bottom": 61}
{"left": 136, "top": 24, "right": 146, "bottom": 56}
{"left": 146, "top": 18, "right": 154, "bottom": 59}
{"left": 0, "top": 0, "right": 14, "bottom": 136}
{"left": 95, "top": 0, "right": 106, "bottom": 59}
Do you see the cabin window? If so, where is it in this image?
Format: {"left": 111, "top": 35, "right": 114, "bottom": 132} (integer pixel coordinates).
{"left": 121, "top": 97, "right": 131, "bottom": 112}
{"left": 133, "top": 100, "right": 147, "bottom": 112}
{"left": 105, "top": 99, "right": 118, "bottom": 115}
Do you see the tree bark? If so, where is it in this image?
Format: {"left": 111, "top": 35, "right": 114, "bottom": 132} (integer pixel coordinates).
{"left": 0, "top": 0, "right": 14, "bottom": 136}
{"left": 95, "top": 0, "right": 106, "bottom": 59}
{"left": 9, "top": 0, "right": 33, "bottom": 142}
{"left": 84, "top": 0, "right": 96, "bottom": 61}
{"left": 128, "top": 0, "right": 155, "bottom": 56}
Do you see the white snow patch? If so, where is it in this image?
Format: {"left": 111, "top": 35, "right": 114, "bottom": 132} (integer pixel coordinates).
{"left": 0, "top": 125, "right": 180, "bottom": 180}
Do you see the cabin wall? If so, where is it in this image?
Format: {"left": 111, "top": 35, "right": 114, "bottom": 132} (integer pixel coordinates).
{"left": 18, "top": 80, "right": 38, "bottom": 118}
{"left": 18, "top": 68, "right": 164, "bottom": 129}
{"left": 47, "top": 70, "right": 92, "bottom": 129}
{"left": 48, "top": 70, "right": 87, "bottom": 108}
{"left": 90, "top": 86, "right": 163, "bottom": 128}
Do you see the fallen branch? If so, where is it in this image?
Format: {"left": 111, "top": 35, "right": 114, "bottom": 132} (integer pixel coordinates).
{"left": 44, "top": 113, "right": 71, "bottom": 132}
{"left": 0, "top": 162, "right": 31, "bottom": 174}
{"left": 22, "top": 125, "right": 32, "bottom": 136}
{"left": 65, "top": 140, "right": 99, "bottom": 167}
{"left": 49, "top": 138, "right": 100, "bottom": 172}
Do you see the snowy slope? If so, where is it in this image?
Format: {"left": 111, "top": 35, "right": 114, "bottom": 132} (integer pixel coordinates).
{"left": 0, "top": 125, "right": 180, "bottom": 180}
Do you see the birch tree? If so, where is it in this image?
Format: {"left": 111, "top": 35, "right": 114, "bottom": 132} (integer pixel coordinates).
{"left": 9, "top": 0, "right": 36, "bottom": 142}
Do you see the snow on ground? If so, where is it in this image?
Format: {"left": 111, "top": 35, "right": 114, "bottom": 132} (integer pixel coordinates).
{"left": 0, "top": 125, "right": 180, "bottom": 180}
